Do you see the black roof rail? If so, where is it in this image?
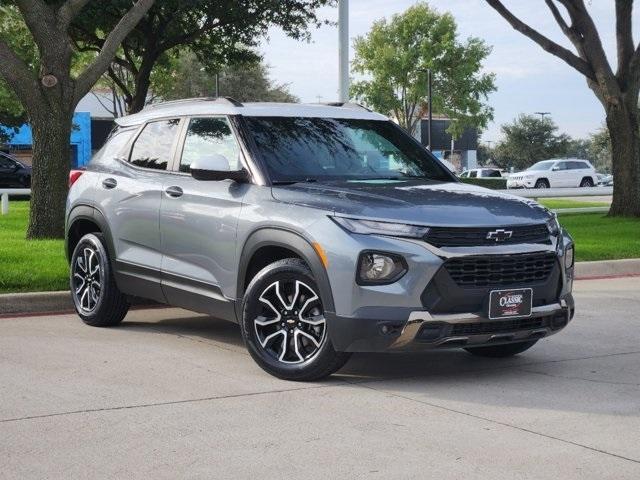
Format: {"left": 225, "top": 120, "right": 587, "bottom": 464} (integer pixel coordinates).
{"left": 146, "top": 96, "right": 244, "bottom": 109}
{"left": 316, "top": 102, "right": 372, "bottom": 112}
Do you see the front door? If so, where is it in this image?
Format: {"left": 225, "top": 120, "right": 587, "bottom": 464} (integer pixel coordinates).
{"left": 160, "top": 116, "right": 249, "bottom": 320}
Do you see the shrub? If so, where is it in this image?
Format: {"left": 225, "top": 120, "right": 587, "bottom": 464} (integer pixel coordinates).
{"left": 459, "top": 177, "right": 508, "bottom": 190}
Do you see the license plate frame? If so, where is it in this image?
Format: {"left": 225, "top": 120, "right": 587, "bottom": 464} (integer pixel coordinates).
{"left": 488, "top": 288, "right": 533, "bottom": 320}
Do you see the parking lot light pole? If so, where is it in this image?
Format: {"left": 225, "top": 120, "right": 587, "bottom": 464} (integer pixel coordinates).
{"left": 338, "top": 0, "right": 349, "bottom": 103}
{"left": 427, "top": 69, "right": 432, "bottom": 151}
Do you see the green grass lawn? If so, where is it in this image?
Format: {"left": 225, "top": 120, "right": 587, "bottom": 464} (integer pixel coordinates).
{"left": 0, "top": 201, "right": 639, "bottom": 293}
{"left": 539, "top": 199, "right": 610, "bottom": 210}
{"left": 558, "top": 213, "right": 640, "bottom": 262}
{"left": 0, "top": 201, "right": 68, "bottom": 293}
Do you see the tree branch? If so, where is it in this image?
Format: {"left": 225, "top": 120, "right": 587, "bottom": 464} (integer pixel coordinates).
{"left": 0, "top": 39, "right": 41, "bottom": 112}
{"left": 485, "top": 0, "right": 595, "bottom": 81}
{"left": 615, "top": 0, "right": 635, "bottom": 76}
{"left": 57, "top": 0, "right": 91, "bottom": 28}
{"left": 74, "top": 0, "right": 155, "bottom": 104}
{"left": 14, "top": 0, "right": 56, "bottom": 48}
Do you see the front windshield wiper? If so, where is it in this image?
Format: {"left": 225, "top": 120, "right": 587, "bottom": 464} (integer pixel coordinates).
{"left": 271, "top": 178, "right": 319, "bottom": 185}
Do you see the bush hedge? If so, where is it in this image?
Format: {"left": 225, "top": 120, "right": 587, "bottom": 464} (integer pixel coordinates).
{"left": 459, "top": 177, "right": 508, "bottom": 190}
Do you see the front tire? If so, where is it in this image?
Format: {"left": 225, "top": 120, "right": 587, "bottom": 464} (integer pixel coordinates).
{"left": 534, "top": 179, "right": 550, "bottom": 189}
{"left": 580, "top": 177, "right": 594, "bottom": 187}
{"left": 70, "top": 233, "right": 129, "bottom": 327}
{"left": 241, "top": 258, "right": 351, "bottom": 381}
{"left": 464, "top": 340, "right": 538, "bottom": 358}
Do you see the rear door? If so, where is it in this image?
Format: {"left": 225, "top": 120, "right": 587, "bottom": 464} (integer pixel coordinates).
{"left": 97, "top": 118, "right": 183, "bottom": 302}
{"left": 550, "top": 161, "right": 569, "bottom": 187}
{"left": 159, "top": 116, "right": 249, "bottom": 319}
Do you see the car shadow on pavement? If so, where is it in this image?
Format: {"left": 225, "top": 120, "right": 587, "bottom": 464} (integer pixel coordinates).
{"left": 119, "top": 314, "right": 542, "bottom": 380}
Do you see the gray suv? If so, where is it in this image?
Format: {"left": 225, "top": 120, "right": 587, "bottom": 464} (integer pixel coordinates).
{"left": 65, "top": 98, "right": 575, "bottom": 381}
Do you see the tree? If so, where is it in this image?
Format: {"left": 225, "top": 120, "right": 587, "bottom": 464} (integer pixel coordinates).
{"left": 0, "top": 0, "right": 155, "bottom": 238}
{"left": 589, "top": 127, "right": 613, "bottom": 173}
{"left": 71, "top": 0, "right": 330, "bottom": 114}
{"left": 485, "top": 0, "right": 640, "bottom": 216}
{"left": 350, "top": 2, "right": 496, "bottom": 135}
{"left": 152, "top": 52, "right": 299, "bottom": 103}
{"left": 493, "top": 114, "right": 571, "bottom": 170}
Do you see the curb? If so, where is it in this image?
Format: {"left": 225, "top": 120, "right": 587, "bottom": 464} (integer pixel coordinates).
{"left": 1, "top": 258, "right": 639, "bottom": 317}
{"left": 0, "top": 291, "right": 159, "bottom": 317}
{"left": 574, "top": 258, "right": 640, "bottom": 279}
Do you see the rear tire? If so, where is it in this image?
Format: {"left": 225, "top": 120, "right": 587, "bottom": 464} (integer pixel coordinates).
{"left": 464, "top": 340, "right": 538, "bottom": 358}
{"left": 241, "top": 258, "right": 351, "bottom": 381}
{"left": 70, "top": 233, "right": 129, "bottom": 327}
{"left": 534, "top": 179, "right": 549, "bottom": 189}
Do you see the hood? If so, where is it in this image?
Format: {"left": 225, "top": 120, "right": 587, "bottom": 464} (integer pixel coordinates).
{"left": 271, "top": 180, "right": 551, "bottom": 227}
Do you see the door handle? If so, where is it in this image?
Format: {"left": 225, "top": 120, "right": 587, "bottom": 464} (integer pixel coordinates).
{"left": 165, "top": 185, "right": 183, "bottom": 198}
{"left": 102, "top": 178, "right": 117, "bottom": 189}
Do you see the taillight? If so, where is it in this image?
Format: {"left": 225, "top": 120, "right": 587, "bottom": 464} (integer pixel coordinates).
{"left": 69, "top": 169, "right": 84, "bottom": 187}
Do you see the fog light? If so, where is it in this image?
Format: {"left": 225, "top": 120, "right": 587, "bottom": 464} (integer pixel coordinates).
{"left": 357, "top": 251, "right": 407, "bottom": 285}
{"left": 565, "top": 246, "right": 574, "bottom": 269}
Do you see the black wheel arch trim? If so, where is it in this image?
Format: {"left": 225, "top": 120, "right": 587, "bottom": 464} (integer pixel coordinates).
{"left": 66, "top": 204, "right": 115, "bottom": 262}
{"left": 236, "top": 227, "right": 336, "bottom": 319}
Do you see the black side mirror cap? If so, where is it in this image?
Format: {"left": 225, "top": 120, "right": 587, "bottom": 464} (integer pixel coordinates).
{"left": 191, "top": 168, "right": 250, "bottom": 182}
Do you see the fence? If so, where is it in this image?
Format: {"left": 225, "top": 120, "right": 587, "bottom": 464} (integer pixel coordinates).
{"left": 0, "top": 188, "right": 31, "bottom": 215}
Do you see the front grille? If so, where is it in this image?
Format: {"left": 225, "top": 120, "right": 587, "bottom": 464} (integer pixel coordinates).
{"left": 424, "top": 224, "right": 550, "bottom": 247}
{"left": 444, "top": 252, "right": 556, "bottom": 288}
{"left": 451, "top": 317, "right": 546, "bottom": 336}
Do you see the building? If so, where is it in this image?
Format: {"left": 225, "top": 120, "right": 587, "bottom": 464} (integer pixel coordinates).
{"left": 1, "top": 90, "right": 117, "bottom": 167}
{"left": 418, "top": 115, "right": 478, "bottom": 172}
{"left": 1, "top": 112, "right": 92, "bottom": 167}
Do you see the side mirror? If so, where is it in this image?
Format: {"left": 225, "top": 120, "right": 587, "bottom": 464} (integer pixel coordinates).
{"left": 551, "top": 165, "right": 560, "bottom": 171}
{"left": 190, "top": 154, "right": 249, "bottom": 182}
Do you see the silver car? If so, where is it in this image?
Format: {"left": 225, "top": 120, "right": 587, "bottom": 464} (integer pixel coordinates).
{"left": 65, "top": 98, "right": 575, "bottom": 380}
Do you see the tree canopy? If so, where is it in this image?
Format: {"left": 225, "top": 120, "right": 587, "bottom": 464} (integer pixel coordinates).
{"left": 350, "top": 2, "right": 496, "bottom": 136}
{"left": 492, "top": 115, "right": 571, "bottom": 170}
{"left": 152, "top": 52, "right": 298, "bottom": 104}
{"left": 71, "top": 0, "right": 332, "bottom": 113}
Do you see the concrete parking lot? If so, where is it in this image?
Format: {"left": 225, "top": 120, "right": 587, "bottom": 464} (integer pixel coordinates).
{"left": 1, "top": 277, "right": 639, "bottom": 479}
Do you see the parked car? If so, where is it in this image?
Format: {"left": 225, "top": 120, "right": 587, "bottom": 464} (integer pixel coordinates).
{"left": 65, "top": 98, "right": 575, "bottom": 381}
{"left": 459, "top": 168, "right": 503, "bottom": 178}
{"left": 0, "top": 152, "right": 31, "bottom": 187}
{"left": 507, "top": 158, "right": 596, "bottom": 189}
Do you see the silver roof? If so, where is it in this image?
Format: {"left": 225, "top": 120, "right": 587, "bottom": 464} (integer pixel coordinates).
{"left": 115, "top": 99, "right": 388, "bottom": 126}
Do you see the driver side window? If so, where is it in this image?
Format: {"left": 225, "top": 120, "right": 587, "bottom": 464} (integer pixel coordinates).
{"left": 179, "top": 117, "right": 241, "bottom": 173}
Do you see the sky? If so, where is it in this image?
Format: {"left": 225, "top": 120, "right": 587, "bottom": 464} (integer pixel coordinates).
{"left": 259, "top": 0, "right": 638, "bottom": 144}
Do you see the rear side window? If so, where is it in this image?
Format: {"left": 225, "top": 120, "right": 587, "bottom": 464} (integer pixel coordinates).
{"left": 129, "top": 119, "right": 181, "bottom": 170}
{"left": 179, "top": 117, "right": 241, "bottom": 173}
{"left": 92, "top": 126, "right": 136, "bottom": 165}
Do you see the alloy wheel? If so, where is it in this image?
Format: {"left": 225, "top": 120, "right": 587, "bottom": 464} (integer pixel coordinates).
{"left": 253, "top": 279, "right": 327, "bottom": 364}
{"left": 72, "top": 245, "right": 102, "bottom": 313}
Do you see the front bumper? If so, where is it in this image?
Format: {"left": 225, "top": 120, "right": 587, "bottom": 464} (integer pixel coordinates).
{"left": 507, "top": 178, "right": 535, "bottom": 188}
{"left": 328, "top": 295, "right": 574, "bottom": 352}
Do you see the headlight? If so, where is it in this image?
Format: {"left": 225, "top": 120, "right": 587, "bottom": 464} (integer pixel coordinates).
{"left": 357, "top": 251, "right": 407, "bottom": 285}
{"left": 565, "top": 245, "right": 574, "bottom": 269}
{"left": 546, "top": 215, "right": 561, "bottom": 236}
{"left": 332, "top": 217, "right": 429, "bottom": 238}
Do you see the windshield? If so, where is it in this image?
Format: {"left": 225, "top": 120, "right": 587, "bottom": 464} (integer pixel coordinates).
{"left": 526, "top": 161, "right": 555, "bottom": 171}
{"left": 243, "top": 116, "right": 453, "bottom": 183}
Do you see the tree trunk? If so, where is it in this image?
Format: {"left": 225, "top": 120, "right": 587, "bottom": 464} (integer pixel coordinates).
{"left": 605, "top": 96, "right": 640, "bottom": 217}
{"left": 129, "top": 53, "right": 156, "bottom": 114}
{"left": 27, "top": 107, "right": 73, "bottom": 239}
